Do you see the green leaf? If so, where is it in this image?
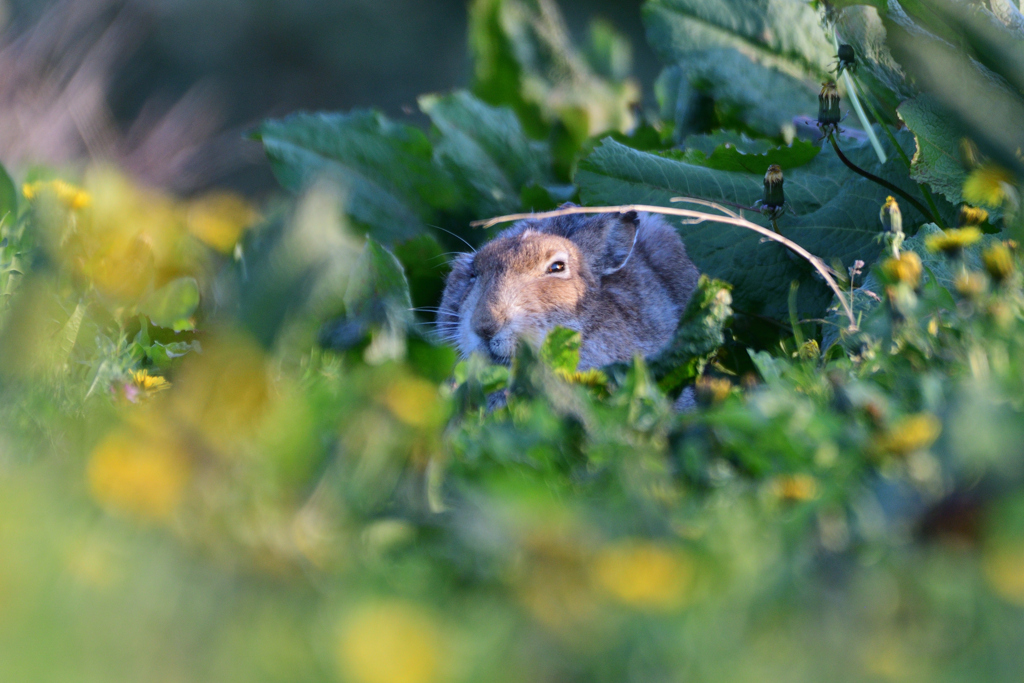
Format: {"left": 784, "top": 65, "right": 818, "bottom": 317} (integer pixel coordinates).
{"left": 897, "top": 95, "right": 970, "bottom": 208}
{"left": 644, "top": 0, "right": 835, "bottom": 140}
{"left": 655, "top": 49, "right": 818, "bottom": 139}
{"left": 257, "top": 111, "right": 460, "bottom": 244}
{"left": 643, "top": 0, "right": 834, "bottom": 76}
{"left": 0, "top": 161, "right": 16, "bottom": 224}
{"left": 419, "top": 90, "right": 552, "bottom": 217}
{"left": 540, "top": 327, "right": 582, "bottom": 375}
{"left": 576, "top": 130, "right": 939, "bottom": 320}
{"left": 603, "top": 276, "right": 732, "bottom": 392}
{"left": 344, "top": 239, "right": 413, "bottom": 363}
{"left": 139, "top": 277, "right": 200, "bottom": 329}
{"left": 665, "top": 136, "right": 820, "bottom": 175}
{"left": 468, "top": 0, "right": 638, "bottom": 144}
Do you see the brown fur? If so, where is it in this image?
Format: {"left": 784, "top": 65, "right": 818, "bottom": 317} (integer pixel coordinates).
{"left": 438, "top": 208, "right": 700, "bottom": 370}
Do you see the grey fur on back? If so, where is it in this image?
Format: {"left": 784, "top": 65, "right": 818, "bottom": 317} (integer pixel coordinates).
{"left": 437, "top": 207, "right": 700, "bottom": 370}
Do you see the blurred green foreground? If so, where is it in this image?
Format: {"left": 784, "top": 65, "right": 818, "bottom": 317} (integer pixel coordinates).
{"left": 4, "top": 0, "right": 1024, "bottom": 681}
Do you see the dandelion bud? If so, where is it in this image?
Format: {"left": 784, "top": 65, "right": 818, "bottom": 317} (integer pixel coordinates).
{"left": 982, "top": 242, "right": 1015, "bottom": 284}
{"left": 836, "top": 44, "right": 856, "bottom": 75}
{"left": 762, "top": 164, "right": 785, "bottom": 210}
{"left": 818, "top": 81, "right": 841, "bottom": 129}
{"left": 958, "top": 205, "right": 989, "bottom": 227}
{"left": 879, "top": 196, "right": 902, "bottom": 234}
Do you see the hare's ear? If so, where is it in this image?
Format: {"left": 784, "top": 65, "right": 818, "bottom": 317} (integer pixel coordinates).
{"left": 600, "top": 211, "right": 639, "bottom": 276}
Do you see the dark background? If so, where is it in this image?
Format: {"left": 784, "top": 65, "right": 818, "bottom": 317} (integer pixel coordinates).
{"left": 2, "top": 0, "right": 657, "bottom": 195}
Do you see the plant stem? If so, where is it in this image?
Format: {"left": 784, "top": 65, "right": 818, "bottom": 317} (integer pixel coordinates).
{"left": 827, "top": 133, "right": 937, "bottom": 224}
{"left": 854, "top": 84, "right": 947, "bottom": 228}
{"left": 832, "top": 30, "right": 886, "bottom": 164}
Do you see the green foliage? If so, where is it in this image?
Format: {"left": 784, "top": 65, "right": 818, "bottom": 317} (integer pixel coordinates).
{"left": 670, "top": 133, "right": 820, "bottom": 174}
{"left": 419, "top": 90, "right": 552, "bottom": 217}
{"left": 898, "top": 95, "right": 972, "bottom": 207}
{"left": 0, "top": 161, "right": 16, "bottom": 224}
{"left": 6, "top": 0, "right": 1024, "bottom": 681}
{"left": 256, "top": 110, "right": 461, "bottom": 244}
{"left": 645, "top": 0, "right": 833, "bottom": 138}
{"left": 138, "top": 277, "right": 200, "bottom": 330}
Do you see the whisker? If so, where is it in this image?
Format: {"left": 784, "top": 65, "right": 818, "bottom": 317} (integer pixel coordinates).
{"left": 428, "top": 225, "right": 476, "bottom": 253}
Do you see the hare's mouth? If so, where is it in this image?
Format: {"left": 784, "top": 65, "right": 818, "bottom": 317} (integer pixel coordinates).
{"left": 487, "top": 349, "right": 513, "bottom": 366}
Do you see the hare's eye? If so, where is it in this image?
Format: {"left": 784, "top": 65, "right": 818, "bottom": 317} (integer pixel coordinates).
{"left": 546, "top": 261, "right": 566, "bottom": 274}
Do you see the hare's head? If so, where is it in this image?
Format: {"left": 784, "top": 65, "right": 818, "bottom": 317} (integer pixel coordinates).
{"left": 438, "top": 209, "right": 640, "bottom": 364}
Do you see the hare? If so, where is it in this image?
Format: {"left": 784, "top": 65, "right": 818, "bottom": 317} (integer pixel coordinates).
{"left": 437, "top": 206, "right": 700, "bottom": 375}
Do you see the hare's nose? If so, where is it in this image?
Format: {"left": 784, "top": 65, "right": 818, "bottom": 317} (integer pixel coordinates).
{"left": 473, "top": 319, "right": 499, "bottom": 342}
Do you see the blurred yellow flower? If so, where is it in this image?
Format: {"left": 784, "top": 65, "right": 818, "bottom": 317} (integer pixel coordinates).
{"left": 337, "top": 601, "right": 444, "bottom": 683}
{"left": 170, "top": 332, "right": 271, "bottom": 454}
{"left": 383, "top": 376, "right": 442, "bottom": 427}
{"left": 22, "top": 179, "right": 91, "bottom": 210}
{"left": 958, "top": 205, "right": 989, "bottom": 228}
{"left": 954, "top": 271, "right": 987, "bottom": 299}
{"left": 983, "top": 243, "right": 1015, "bottom": 284}
{"left": 924, "top": 227, "right": 982, "bottom": 258}
{"left": 592, "top": 540, "right": 694, "bottom": 611}
{"left": 768, "top": 474, "right": 819, "bottom": 502}
{"left": 876, "top": 413, "right": 941, "bottom": 457}
{"left": 963, "top": 163, "right": 1016, "bottom": 208}
{"left": 87, "top": 429, "right": 190, "bottom": 521}
{"left": 983, "top": 542, "right": 1024, "bottom": 606}
{"left": 879, "top": 252, "right": 922, "bottom": 288}
{"left": 186, "top": 192, "right": 260, "bottom": 253}
{"left": 695, "top": 376, "right": 731, "bottom": 406}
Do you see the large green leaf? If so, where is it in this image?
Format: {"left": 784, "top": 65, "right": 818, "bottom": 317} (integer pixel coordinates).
{"left": 343, "top": 239, "right": 413, "bottom": 363}
{"left": 256, "top": 111, "right": 461, "bottom": 244}
{"left": 576, "top": 130, "right": 939, "bottom": 320}
{"left": 643, "top": 0, "right": 834, "bottom": 75}
{"left": 897, "top": 95, "right": 970, "bottom": 208}
{"left": 468, "top": 0, "right": 638, "bottom": 144}
{"left": 655, "top": 48, "right": 819, "bottom": 138}
{"left": 644, "top": 0, "right": 834, "bottom": 140}
{"left": 419, "top": 90, "right": 552, "bottom": 217}
{"left": 668, "top": 134, "right": 820, "bottom": 175}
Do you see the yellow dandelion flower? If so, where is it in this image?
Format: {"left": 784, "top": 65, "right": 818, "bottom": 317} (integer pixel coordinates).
{"left": 958, "top": 205, "right": 989, "bottom": 228}
{"left": 879, "top": 252, "right": 922, "bottom": 288}
{"left": 876, "top": 413, "right": 941, "bottom": 457}
{"left": 694, "top": 376, "right": 731, "bottom": 406}
{"left": 337, "top": 601, "right": 444, "bottom": 683}
{"left": 963, "top": 163, "right": 1016, "bottom": 208}
{"left": 592, "top": 540, "right": 694, "bottom": 611}
{"left": 382, "top": 376, "right": 443, "bottom": 428}
{"left": 186, "top": 192, "right": 260, "bottom": 253}
{"left": 954, "top": 271, "right": 987, "bottom": 298}
{"left": 924, "top": 227, "right": 982, "bottom": 258}
{"left": 87, "top": 429, "right": 190, "bottom": 521}
{"left": 983, "top": 243, "right": 1015, "bottom": 284}
{"left": 127, "top": 369, "right": 170, "bottom": 402}
{"left": 768, "top": 473, "right": 819, "bottom": 502}
{"left": 983, "top": 542, "right": 1024, "bottom": 606}
{"left": 23, "top": 179, "right": 91, "bottom": 210}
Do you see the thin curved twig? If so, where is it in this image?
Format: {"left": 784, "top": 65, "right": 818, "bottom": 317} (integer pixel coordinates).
{"left": 471, "top": 203, "right": 858, "bottom": 331}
